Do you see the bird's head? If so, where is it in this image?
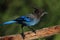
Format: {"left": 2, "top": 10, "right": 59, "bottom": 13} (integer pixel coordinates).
{"left": 33, "top": 8, "right": 44, "bottom": 15}
{"left": 32, "top": 8, "right": 47, "bottom": 18}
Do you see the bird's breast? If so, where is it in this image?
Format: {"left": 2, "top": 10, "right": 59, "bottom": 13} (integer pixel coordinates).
{"left": 24, "top": 18, "right": 40, "bottom": 26}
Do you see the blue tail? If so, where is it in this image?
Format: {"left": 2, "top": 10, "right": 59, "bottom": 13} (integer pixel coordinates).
{"left": 3, "top": 20, "right": 16, "bottom": 25}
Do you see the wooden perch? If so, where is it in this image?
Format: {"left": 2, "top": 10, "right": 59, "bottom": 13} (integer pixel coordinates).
{"left": 0, "top": 25, "right": 60, "bottom": 40}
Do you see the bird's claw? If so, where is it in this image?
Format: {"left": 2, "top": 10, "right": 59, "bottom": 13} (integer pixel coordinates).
{"left": 21, "top": 33, "right": 25, "bottom": 39}
{"left": 32, "top": 30, "right": 36, "bottom": 34}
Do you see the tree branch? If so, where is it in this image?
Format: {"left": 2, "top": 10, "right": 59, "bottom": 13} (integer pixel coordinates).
{"left": 0, "top": 25, "right": 60, "bottom": 40}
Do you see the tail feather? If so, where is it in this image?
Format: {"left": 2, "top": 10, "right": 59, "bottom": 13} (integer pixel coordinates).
{"left": 3, "top": 20, "right": 16, "bottom": 25}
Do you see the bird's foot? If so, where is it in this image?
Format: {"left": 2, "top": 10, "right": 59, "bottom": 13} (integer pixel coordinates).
{"left": 32, "top": 30, "right": 36, "bottom": 34}
{"left": 21, "top": 33, "right": 25, "bottom": 39}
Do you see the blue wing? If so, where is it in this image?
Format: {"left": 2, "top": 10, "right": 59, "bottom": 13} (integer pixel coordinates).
{"left": 3, "top": 20, "right": 16, "bottom": 25}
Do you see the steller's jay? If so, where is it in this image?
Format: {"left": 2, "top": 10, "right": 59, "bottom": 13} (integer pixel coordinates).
{"left": 0, "top": 8, "right": 47, "bottom": 39}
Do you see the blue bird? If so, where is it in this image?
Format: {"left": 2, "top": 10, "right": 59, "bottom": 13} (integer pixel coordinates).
{"left": 0, "top": 8, "right": 47, "bottom": 39}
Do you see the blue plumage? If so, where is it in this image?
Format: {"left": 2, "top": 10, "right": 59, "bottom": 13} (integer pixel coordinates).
{"left": 3, "top": 20, "right": 16, "bottom": 25}
{"left": 14, "top": 14, "right": 40, "bottom": 26}
{"left": 1, "top": 8, "right": 47, "bottom": 39}
{"left": 2, "top": 8, "right": 47, "bottom": 26}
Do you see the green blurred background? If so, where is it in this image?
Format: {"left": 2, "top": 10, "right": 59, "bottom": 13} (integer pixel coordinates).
{"left": 0, "top": 0, "right": 60, "bottom": 40}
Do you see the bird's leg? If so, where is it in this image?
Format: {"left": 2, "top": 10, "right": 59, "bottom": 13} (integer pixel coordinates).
{"left": 27, "top": 26, "right": 36, "bottom": 34}
{"left": 21, "top": 25, "right": 25, "bottom": 39}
